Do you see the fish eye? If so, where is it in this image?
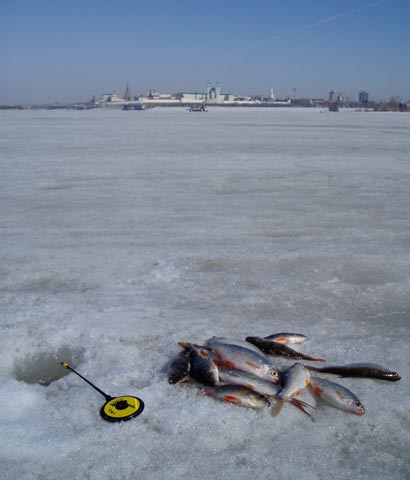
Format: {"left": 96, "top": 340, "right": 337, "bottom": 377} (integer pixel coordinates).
{"left": 355, "top": 401, "right": 365, "bottom": 410}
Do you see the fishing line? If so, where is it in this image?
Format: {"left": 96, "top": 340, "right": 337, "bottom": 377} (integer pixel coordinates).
{"left": 61, "top": 362, "right": 144, "bottom": 422}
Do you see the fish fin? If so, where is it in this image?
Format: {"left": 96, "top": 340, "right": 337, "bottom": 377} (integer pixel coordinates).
{"left": 223, "top": 395, "right": 241, "bottom": 405}
{"left": 213, "top": 359, "right": 225, "bottom": 367}
{"left": 178, "top": 342, "right": 190, "bottom": 349}
{"left": 179, "top": 378, "right": 192, "bottom": 384}
{"left": 245, "top": 383, "right": 258, "bottom": 392}
{"left": 272, "top": 400, "right": 285, "bottom": 417}
{"left": 245, "top": 361, "right": 258, "bottom": 369}
{"left": 335, "top": 390, "right": 346, "bottom": 401}
{"left": 198, "top": 349, "right": 210, "bottom": 359}
{"left": 310, "top": 385, "right": 324, "bottom": 397}
{"left": 221, "top": 359, "right": 235, "bottom": 369}
{"left": 287, "top": 398, "right": 315, "bottom": 420}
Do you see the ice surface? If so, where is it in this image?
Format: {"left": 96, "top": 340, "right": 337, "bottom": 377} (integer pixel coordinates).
{"left": 1, "top": 107, "right": 409, "bottom": 479}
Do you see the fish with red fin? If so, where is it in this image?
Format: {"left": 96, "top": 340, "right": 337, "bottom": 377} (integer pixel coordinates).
{"left": 246, "top": 336, "right": 325, "bottom": 362}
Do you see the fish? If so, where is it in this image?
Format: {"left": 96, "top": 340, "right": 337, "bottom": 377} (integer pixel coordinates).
{"left": 273, "top": 363, "right": 310, "bottom": 416}
{"left": 219, "top": 369, "right": 314, "bottom": 417}
{"left": 167, "top": 349, "right": 191, "bottom": 384}
{"left": 178, "top": 342, "right": 219, "bottom": 386}
{"left": 205, "top": 336, "right": 271, "bottom": 358}
{"left": 304, "top": 363, "right": 401, "bottom": 382}
{"left": 246, "top": 336, "right": 325, "bottom": 362}
{"left": 203, "top": 384, "right": 270, "bottom": 409}
{"left": 219, "top": 369, "right": 282, "bottom": 396}
{"left": 207, "top": 342, "right": 280, "bottom": 383}
{"left": 264, "top": 333, "right": 309, "bottom": 345}
{"left": 309, "top": 376, "right": 365, "bottom": 415}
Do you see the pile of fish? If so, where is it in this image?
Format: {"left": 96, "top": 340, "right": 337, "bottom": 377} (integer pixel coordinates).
{"left": 166, "top": 333, "right": 401, "bottom": 418}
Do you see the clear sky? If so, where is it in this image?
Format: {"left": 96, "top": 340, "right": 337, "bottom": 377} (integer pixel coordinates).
{"left": 0, "top": 0, "right": 409, "bottom": 104}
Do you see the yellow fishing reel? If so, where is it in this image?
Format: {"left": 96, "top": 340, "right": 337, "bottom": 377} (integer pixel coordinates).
{"left": 61, "top": 362, "right": 144, "bottom": 422}
{"left": 100, "top": 395, "right": 144, "bottom": 422}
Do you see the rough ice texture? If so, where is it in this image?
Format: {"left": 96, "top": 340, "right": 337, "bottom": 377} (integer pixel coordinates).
{"left": 0, "top": 107, "right": 409, "bottom": 479}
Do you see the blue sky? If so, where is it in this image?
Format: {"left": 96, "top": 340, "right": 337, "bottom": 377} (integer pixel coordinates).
{"left": 0, "top": 0, "right": 409, "bottom": 103}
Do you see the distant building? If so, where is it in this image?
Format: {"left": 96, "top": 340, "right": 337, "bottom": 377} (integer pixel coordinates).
{"left": 175, "top": 82, "right": 234, "bottom": 104}
{"left": 174, "top": 92, "right": 207, "bottom": 102}
{"left": 98, "top": 91, "right": 122, "bottom": 103}
{"left": 329, "top": 90, "right": 337, "bottom": 103}
{"left": 123, "top": 82, "right": 133, "bottom": 101}
{"left": 359, "top": 90, "right": 369, "bottom": 105}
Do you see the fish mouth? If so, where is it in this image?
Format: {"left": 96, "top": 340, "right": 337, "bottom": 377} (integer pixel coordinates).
{"left": 354, "top": 402, "right": 366, "bottom": 416}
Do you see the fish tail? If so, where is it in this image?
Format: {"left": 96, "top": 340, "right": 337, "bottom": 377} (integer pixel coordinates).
{"left": 271, "top": 399, "right": 285, "bottom": 417}
{"left": 287, "top": 398, "right": 315, "bottom": 419}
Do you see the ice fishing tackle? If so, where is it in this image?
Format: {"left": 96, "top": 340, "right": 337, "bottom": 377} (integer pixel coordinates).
{"left": 61, "top": 362, "right": 144, "bottom": 422}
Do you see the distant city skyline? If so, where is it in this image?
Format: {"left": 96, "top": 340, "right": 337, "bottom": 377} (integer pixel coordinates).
{"left": 1, "top": 0, "right": 409, "bottom": 104}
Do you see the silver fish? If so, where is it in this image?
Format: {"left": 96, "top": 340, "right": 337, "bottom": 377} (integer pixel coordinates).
{"left": 219, "top": 369, "right": 281, "bottom": 396}
{"left": 208, "top": 342, "right": 280, "bottom": 383}
{"left": 264, "top": 333, "right": 309, "bottom": 345}
{"left": 203, "top": 384, "right": 270, "bottom": 409}
{"left": 219, "top": 369, "right": 314, "bottom": 417}
{"left": 205, "top": 336, "right": 270, "bottom": 358}
{"left": 274, "top": 363, "right": 310, "bottom": 416}
{"left": 304, "top": 362, "right": 401, "bottom": 382}
{"left": 309, "top": 376, "right": 365, "bottom": 415}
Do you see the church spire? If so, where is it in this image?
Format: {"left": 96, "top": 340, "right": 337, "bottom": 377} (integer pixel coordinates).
{"left": 123, "top": 82, "right": 133, "bottom": 101}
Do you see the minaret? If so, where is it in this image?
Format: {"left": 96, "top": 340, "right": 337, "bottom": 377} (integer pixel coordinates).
{"left": 124, "top": 82, "right": 133, "bottom": 101}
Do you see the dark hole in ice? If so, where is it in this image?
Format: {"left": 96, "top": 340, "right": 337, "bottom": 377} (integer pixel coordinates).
{"left": 13, "top": 346, "right": 85, "bottom": 386}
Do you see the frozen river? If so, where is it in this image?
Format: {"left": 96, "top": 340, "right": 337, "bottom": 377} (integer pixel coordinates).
{"left": 1, "top": 107, "right": 409, "bottom": 479}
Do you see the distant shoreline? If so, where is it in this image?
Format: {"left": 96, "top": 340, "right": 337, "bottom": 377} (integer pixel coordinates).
{"left": 1, "top": 103, "right": 409, "bottom": 113}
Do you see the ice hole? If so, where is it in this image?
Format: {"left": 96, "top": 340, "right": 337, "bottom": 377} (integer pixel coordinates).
{"left": 13, "top": 346, "right": 85, "bottom": 386}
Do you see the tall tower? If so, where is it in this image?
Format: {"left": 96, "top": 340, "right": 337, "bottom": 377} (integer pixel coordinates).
{"left": 124, "top": 82, "right": 133, "bottom": 101}
{"left": 216, "top": 81, "right": 221, "bottom": 97}
{"left": 359, "top": 90, "right": 369, "bottom": 105}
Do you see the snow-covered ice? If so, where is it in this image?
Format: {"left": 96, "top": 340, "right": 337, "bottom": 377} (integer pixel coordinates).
{"left": 1, "top": 107, "right": 409, "bottom": 479}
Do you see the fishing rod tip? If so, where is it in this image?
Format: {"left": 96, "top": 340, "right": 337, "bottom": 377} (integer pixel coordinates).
{"left": 61, "top": 362, "right": 70, "bottom": 369}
